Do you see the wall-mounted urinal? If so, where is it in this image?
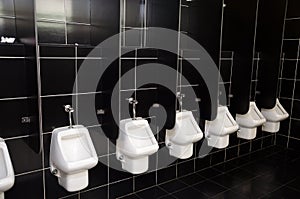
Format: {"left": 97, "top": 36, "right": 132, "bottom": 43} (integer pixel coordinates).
{"left": 0, "top": 138, "right": 14, "bottom": 199}
{"left": 236, "top": 101, "right": 266, "bottom": 140}
{"left": 50, "top": 105, "right": 98, "bottom": 192}
{"left": 261, "top": 98, "right": 289, "bottom": 133}
{"left": 165, "top": 111, "right": 203, "bottom": 159}
{"left": 205, "top": 106, "right": 239, "bottom": 149}
{"left": 117, "top": 118, "right": 159, "bottom": 174}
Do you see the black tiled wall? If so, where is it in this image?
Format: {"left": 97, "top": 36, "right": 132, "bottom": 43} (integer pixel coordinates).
{"left": 277, "top": 0, "right": 300, "bottom": 151}
{"left": 0, "top": 0, "right": 291, "bottom": 199}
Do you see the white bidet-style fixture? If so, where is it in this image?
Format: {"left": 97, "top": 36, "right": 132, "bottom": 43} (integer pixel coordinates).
{"left": 261, "top": 98, "right": 289, "bottom": 133}
{"left": 49, "top": 105, "right": 98, "bottom": 192}
{"left": 116, "top": 98, "right": 159, "bottom": 174}
{"left": 205, "top": 106, "right": 239, "bottom": 149}
{"left": 0, "top": 138, "right": 14, "bottom": 199}
{"left": 165, "top": 110, "right": 203, "bottom": 159}
{"left": 236, "top": 101, "right": 266, "bottom": 140}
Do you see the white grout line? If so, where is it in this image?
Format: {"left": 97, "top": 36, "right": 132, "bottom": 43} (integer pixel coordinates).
{"left": 285, "top": 17, "right": 300, "bottom": 21}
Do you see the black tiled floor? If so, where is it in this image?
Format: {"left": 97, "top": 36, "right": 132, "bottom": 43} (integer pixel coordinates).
{"left": 120, "top": 147, "right": 300, "bottom": 199}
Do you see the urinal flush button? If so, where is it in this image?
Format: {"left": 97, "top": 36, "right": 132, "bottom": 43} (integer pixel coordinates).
{"left": 119, "top": 155, "right": 124, "bottom": 161}
{"left": 51, "top": 169, "right": 58, "bottom": 175}
{"left": 167, "top": 143, "right": 172, "bottom": 147}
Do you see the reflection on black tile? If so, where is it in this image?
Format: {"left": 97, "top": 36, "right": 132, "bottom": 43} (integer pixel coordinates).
{"left": 159, "top": 180, "right": 187, "bottom": 193}
{"left": 211, "top": 190, "right": 247, "bottom": 199}
{"left": 136, "top": 186, "right": 168, "bottom": 199}
{"left": 5, "top": 171, "right": 43, "bottom": 199}
{"left": 172, "top": 187, "right": 207, "bottom": 199}
{"left": 109, "top": 178, "right": 133, "bottom": 199}
{"left": 0, "top": 18, "right": 16, "bottom": 37}
{"left": 88, "top": 126, "right": 108, "bottom": 156}
{"left": 67, "top": 24, "right": 91, "bottom": 44}
{"left": 179, "top": 173, "right": 206, "bottom": 186}
{"left": 37, "top": 21, "right": 66, "bottom": 44}
{"left": 36, "top": 0, "right": 65, "bottom": 20}
{"left": 109, "top": 154, "right": 133, "bottom": 183}
{"left": 193, "top": 180, "right": 227, "bottom": 197}
{"left": 196, "top": 168, "right": 222, "bottom": 179}
{"left": 65, "top": 0, "right": 91, "bottom": 23}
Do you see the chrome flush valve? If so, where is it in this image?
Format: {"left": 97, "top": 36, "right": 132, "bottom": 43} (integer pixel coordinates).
{"left": 64, "top": 105, "right": 74, "bottom": 128}
{"left": 127, "top": 98, "right": 138, "bottom": 120}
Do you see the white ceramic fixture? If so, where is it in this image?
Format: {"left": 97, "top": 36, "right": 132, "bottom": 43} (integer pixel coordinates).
{"left": 261, "top": 98, "right": 289, "bottom": 133}
{"left": 205, "top": 106, "right": 239, "bottom": 149}
{"left": 236, "top": 101, "right": 266, "bottom": 140}
{"left": 49, "top": 125, "right": 98, "bottom": 192}
{"left": 117, "top": 118, "right": 159, "bottom": 174}
{"left": 165, "top": 111, "right": 203, "bottom": 159}
{"left": 0, "top": 138, "right": 14, "bottom": 199}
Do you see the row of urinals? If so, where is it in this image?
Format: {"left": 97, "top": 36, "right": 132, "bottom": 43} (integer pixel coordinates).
{"left": 0, "top": 98, "right": 289, "bottom": 196}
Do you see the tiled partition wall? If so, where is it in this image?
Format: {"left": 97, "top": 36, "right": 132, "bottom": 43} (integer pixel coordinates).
{"left": 277, "top": 0, "right": 300, "bottom": 151}
{"left": 0, "top": 0, "right": 285, "bottom": 199}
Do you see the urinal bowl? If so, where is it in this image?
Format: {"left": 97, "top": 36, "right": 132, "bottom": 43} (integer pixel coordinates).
{"left": 166, "top": 111, "right": 203, "bottom": 159}
{"left": 50, "top": 125, "right": 98, "bottom": 192}
{"left": 205, "top": 106, "right": 239, "bottom": 149}
{"left": 117, "top": 119, "right": 159, "bottom": 174}
{"left": 261, "top": 99, "right": 289, "bottom": 133}
{"left": 236, "top": 102, "right": 266, "bottom": 140}
{"left": 0, "top": 139, "right": 14, "bottom": 199}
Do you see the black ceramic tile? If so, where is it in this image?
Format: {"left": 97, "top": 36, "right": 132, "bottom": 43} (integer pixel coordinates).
{"left": 67, "top": 24, "right": 91, "bottom": 45}
{"left": 280, "top": 79, "right": 294, "bottom": 98}
{"left": 121, "top": 59, "right": 135, "bottom": 90}
{"left": 211, "top": 150, "right": 225, "bottom": 165}
{"left": 282, "top": 40, "right": 299, "bottom": 59}
{"left": 5, "top": 171, "right": 44, "bottom": 199}
{"left": 196, "top": 168, "right": 222, "bottom": 179}
{"left": 231, "top": 174, "right": 282, "bottom": 198}
{"left": 292, "top": 100, "right": 300, "bottom": 119}
{"left": 290, "top": 119, "right": 300, "bottom": 139}
{"left": 294, "top": 81, "right": 300, "bottom": 99}
{"left": 281, "top": 60, "right": 297, "bottom": 79}
{"left": 41, "top": 96, "right": 73, "bottom": 132}
{"left": 288, "top": 138, "right": 300, "bottom": 151}
{"left": 195, "top": 155, "right": 211, "bottom": 171}
{"left": 286, "top": 0, "right": 300, "bottom": 18}
{"left": 172, "top": 187, "right": 208, "bottom": 199}
{"left": 36, "top": 0, "right": 65, "bottom": 20}
{"left": 119, "top": 193, "right": 141, "bottom": 199}
{"left": 177, "top": 159, "right": 194, "bottom": 177}
{"left": 0, "top": 98, "right": 38, "bottom": 138}
{"left": 65, "top": 0, "right": 91, "bottom": 23}
{"left": 159, "top": 180, "right": 187, "bottom": 193}
{"left": 40, "top": 59, "right": 75, "bottom": 95}
{"left": 136, "top": 186, "right": 168, "bottom": 199}
{"left": 285, "top": 19, "right": 300, "bottom": 39}
{"left": 178, "top": 172, "right": 206, "bottom": 186}
{"left": 211, "top": 190, "right": 247, "bottom": 199}
{"left": 0, "top": 44, "right": 25, "bottom": 56}
{"left": 225, "top": 146, "right": 238, "bottom": 160}
{"left": 0, "top": 59, "right": 30, "bottom": 98}
{"left": 84, "top": 156, "right": 108, "bottom": 190}
{"left": 124, "top": 0, "right": 144, "bottom": 27}
{"left": 265, "top": 186, "right": 300, "bottom": 199}
{"left": 0, "top": 18, "right": 16, "bottom": 37}
{"left": 157, "top": 165, "right": 176, "bottom": 184}
{"left": 287, "top": 177, "right": 300, "bottom": 191}
{"left": 109, "top": 178, "right": 133, "bottom": 199}
{"left": 0, "top": 0, "right": 15, "bottom": 16}
{"left": 80, "top": 185, "right": 108, "bottom": 199}
{"left": 5, "top": 137, "right": 42, "bottom": 174}
{"left": 193, "top": 180, "right": 227, "bottom": 197}
{"left": 39, "top": 45, "right": 75, "bottom": 57}
{"left": 37, "top": 21, "right": 66, "bottom": 44}
{"left": 220, "top": 60, "right": 232, "bottom": 82}
{"left": 134, "top": 171, "right": 156, "bottom": 192}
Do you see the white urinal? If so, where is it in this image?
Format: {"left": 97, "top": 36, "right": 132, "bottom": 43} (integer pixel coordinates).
{"left": 50, "top": 125, "right": 98, "bottom": 192}
{"left": 205, "top": 106, "right": 239, "bottom": 149}
{"left": 117, "top": 118, "right": 159, "bottom": 174}
{"left": 165, "top": 111, "right": 203, "bottom": 159}
{"left": 0, "top": 138, "right": 14, "bottom": 199}
{"left": 236, "top": 101, "right": 266, "bottom": 140}
{"left": 261, "top": 98, "right": 289, "bottom": 133}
